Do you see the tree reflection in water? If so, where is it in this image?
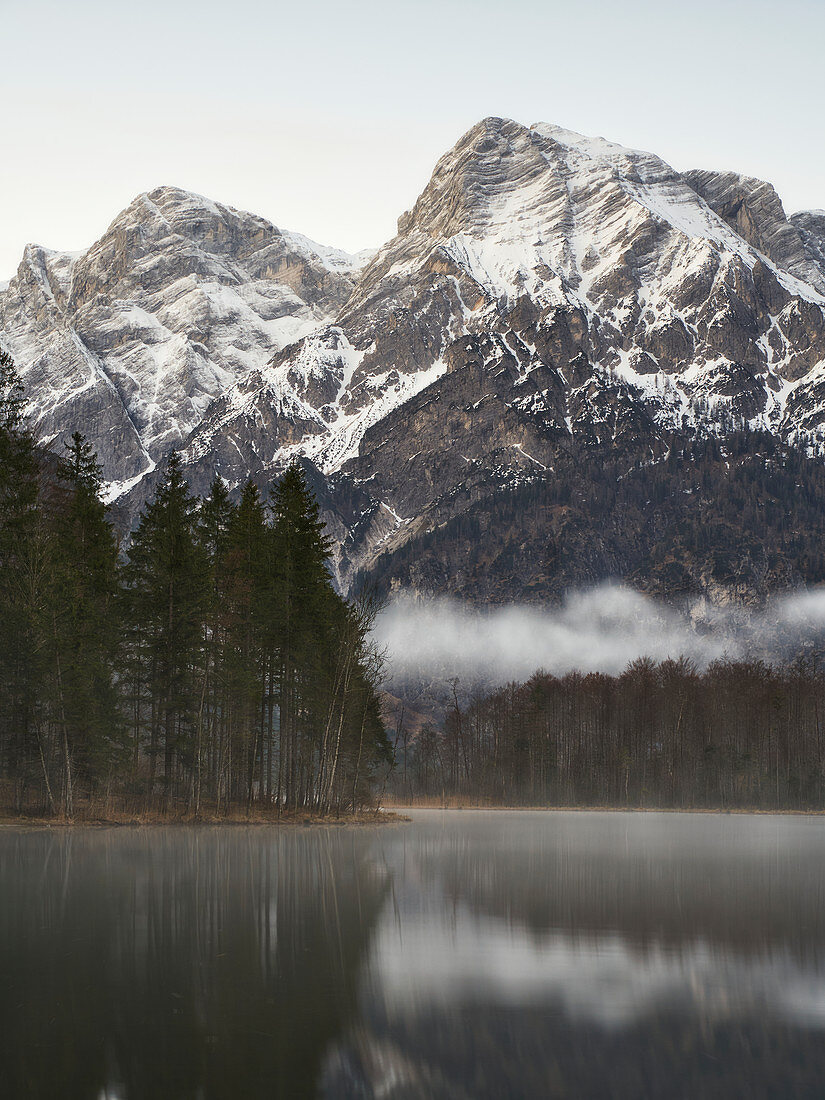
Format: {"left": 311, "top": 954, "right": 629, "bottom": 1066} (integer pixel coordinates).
{"left": 0, "top": 827, "right": 387, "bottom": 1099}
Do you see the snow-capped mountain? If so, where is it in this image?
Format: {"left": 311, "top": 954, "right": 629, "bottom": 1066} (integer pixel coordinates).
{"left": 6, "top": 118, "right": 825, "bottom": 599}
{"left": 0, "top": 186, "right": 363, "bottom": 489}
{"left": 153, "top": 118, "right": 825, "bottom": 591}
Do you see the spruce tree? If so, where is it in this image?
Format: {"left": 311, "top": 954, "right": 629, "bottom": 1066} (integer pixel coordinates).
{"left": 0, "top": 351, "right": 42, "bottom": 811}
{"left": 48, "top": 432, "right": 121, "bottom": 813}
{"left": 196, "top": 477, "right": 236, "bottom": 811}
{"left": 122, "top": 452, "right": 207, "bottom": 805}
{"left": 223, "top": 481, "right": 268, "bottom": 805}
{"left": 270, "top": 463, "right": 336, "bottom": 808}
{"left": 268, "top": 463, "right": 389, "bottom": 812}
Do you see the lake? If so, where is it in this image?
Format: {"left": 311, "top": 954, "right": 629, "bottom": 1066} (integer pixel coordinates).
{"left": 3, "top": 810, "right": 825, "bottom": 1098}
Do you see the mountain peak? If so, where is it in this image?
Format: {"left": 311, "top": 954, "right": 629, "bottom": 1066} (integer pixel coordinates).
{"left": 6, "top": 116, "right": 825, "bottom": 607}
{"left": 0, "top": 185, "right": 362, "bottom": 483}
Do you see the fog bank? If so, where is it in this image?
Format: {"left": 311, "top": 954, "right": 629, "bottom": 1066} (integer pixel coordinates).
{"left": 375, "top": 585, "right": 825, "bottom": 686}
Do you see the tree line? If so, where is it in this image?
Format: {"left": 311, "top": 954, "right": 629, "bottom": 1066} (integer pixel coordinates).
{"left": 399, "top": 657, "right": 825, "bottom": 810}
{"left": 0, "top": 352, "right": 391, "bottom": 817}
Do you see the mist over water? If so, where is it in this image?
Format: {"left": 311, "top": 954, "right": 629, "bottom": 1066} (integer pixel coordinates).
{"left": 375, "top": 584, "right": 825, "bottom": 685}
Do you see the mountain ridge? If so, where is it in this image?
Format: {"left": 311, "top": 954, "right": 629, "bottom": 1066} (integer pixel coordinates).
{"left": 5, "top": 118, "right": 825, "bottom": 602}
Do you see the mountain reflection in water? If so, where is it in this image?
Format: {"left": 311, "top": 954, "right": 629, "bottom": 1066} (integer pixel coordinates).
{"left": 3, "top": 811, "right": 825, "bottom": 1098}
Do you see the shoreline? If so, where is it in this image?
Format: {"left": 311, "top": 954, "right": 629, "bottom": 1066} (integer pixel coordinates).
{"left": 4, "top": 804, "right": 824, "bottom": 825}
{"left": 383, "top": 802, "right": 825, "bottom": 816}
{"left": 0, "top": 808, "right": 409, "bottom": 829}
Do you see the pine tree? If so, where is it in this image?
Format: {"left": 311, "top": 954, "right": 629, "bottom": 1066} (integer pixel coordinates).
{"left": 223, "top": 481, "right": 269, "bottom": 806}
{"left": 268, "top": 463, "right": 389, "bottom": 811}
{"left": 48, "top": 432, "right": 121, "bottom": 814}
{"left": 122, "top": 453, "right": 207, "bottom": 805}
{"left": 196, "top": 476, "right": 236, "bottom": 812}
{"left": 270, "top": 463, "right": 336, "bottom": 808}
{"left": 0, "top": 351, "right": 42, "bottom": 811}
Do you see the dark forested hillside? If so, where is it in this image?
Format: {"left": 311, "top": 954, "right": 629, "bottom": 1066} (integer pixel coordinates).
{"left": 0, "top": 353, "right": 391, "bottom": 819}
{"left": 358, "top": 430, "right": 825, "bottom": 603}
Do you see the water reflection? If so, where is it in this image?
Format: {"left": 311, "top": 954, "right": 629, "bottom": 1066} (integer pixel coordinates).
{"left": 372, "top": 918, "right": 825, "bottom": 1026}
{"left": 340, "top": 811, "right": 825, "bottom": 1099}
{"left": 0, "top": 828, "right": 386, "bottom": 1099}
{"left": 4, "top": 812, "right": 825, "bottom": 1097}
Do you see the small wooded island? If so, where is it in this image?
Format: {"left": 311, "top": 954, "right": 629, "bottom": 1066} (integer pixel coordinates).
{"left": 0, "top": 352, "right": 391, "bottom": 821}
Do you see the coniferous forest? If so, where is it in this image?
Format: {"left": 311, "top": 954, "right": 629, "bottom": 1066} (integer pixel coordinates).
{"left": 0, "top": 352, "right": 391, "bottom": 818}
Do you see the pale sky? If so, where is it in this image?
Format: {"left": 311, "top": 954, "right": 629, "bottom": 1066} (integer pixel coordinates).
{"left": 2, "top": 0, "right": 824, "bottom": 280}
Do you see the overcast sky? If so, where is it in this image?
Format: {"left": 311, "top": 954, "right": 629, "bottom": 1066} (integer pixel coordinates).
{"left": 2, "top": 0, "right": 823, "bottom": 279}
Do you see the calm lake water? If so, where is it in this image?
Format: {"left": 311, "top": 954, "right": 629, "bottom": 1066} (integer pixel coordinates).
{"left": 3, "top": 810, "right": 825, "bottom": 1098}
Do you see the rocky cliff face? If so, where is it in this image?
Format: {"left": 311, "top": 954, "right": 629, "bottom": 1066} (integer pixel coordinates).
{"left": 7, "top": 119, "right": 825, "bottom": 602}
{"left": 0, "top": 186, "right": 362, "bottom": 488}
{"left": 157, "top": 118, "right": 825, "bottom": 595}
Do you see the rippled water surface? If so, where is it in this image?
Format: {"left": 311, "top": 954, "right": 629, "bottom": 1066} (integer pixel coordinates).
{"left": 4, "top": 810, "right": 825, "bottom": 1098}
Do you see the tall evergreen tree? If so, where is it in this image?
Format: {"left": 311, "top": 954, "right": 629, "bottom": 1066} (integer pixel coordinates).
{"left": 0, "top": 351, "right": 42, "bottom": 811}
{"left": 47, "top": 433, "right": 121, "bottom": 814}
{"left": 122, "top": 453, "right": 207, "bottom": 804}
{"left": 268, "top": 464, "right": 390, "bottom": 812}
{"left": 196, "top": 476, "right": 236, "bottom": 812}
{"left": 270, "top": 463, "right": 337, "bottom": 808}
{"left": 223, "top": 480, "right": 268, "bottom": 806}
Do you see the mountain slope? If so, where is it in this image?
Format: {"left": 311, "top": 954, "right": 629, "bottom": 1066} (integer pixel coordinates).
{"left": 159, "top": 118, "right": 825, "bottom": 595}
{"left": 0, "top": 186, "right": 362, "bottom": 487}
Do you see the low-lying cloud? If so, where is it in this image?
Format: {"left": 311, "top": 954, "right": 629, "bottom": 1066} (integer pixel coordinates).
{"left": 375, "top": 585, "right": 825, "bottom": 687}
